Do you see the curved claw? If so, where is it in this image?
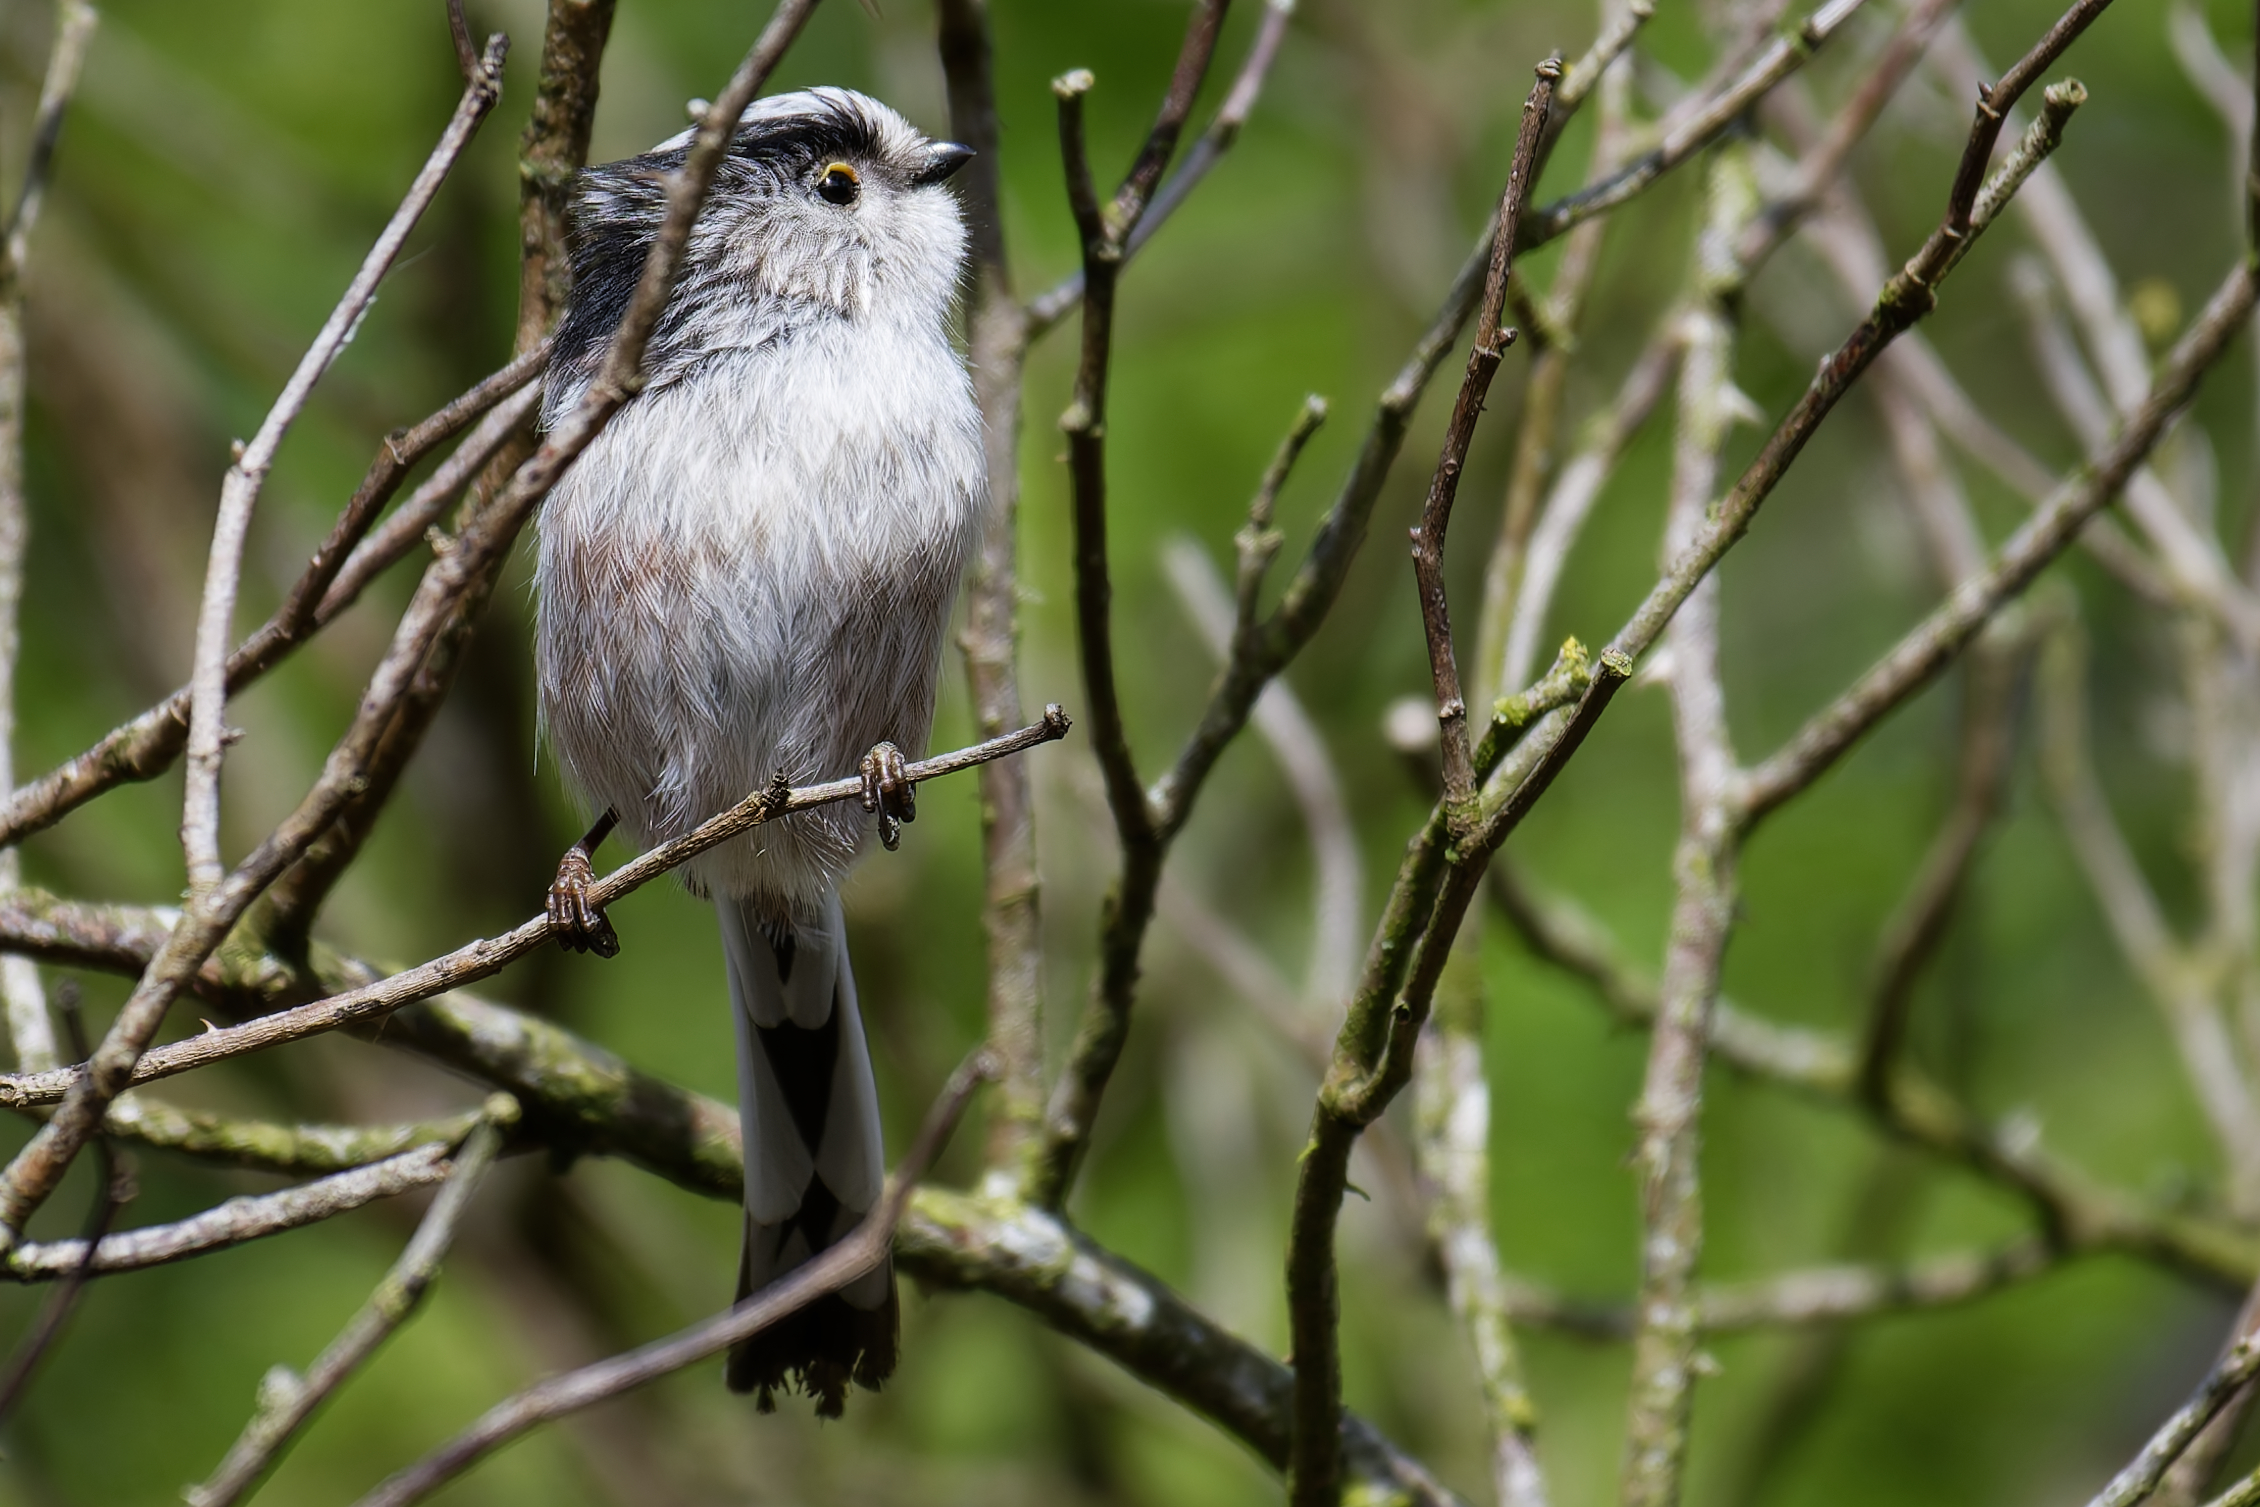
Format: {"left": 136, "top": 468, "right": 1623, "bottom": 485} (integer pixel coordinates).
{"left": 547, "top": 846, "right": 620, "bottom": 958}
{"left": 860, "top": 741, "right": 915, "bottom": 851}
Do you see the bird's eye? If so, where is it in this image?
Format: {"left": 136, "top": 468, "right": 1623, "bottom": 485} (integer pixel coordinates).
{"left": 816, "top": 162, "right": 861, "bottom": 206}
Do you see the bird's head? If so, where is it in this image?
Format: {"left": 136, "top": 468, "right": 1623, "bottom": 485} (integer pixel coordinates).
{"left": 550, "top": 88, "right": 974, "bottom": 406}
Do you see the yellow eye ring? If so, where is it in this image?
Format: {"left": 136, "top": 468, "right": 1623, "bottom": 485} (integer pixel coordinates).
{"left": 816, "top": 161, "right": 860, "bottom": 206}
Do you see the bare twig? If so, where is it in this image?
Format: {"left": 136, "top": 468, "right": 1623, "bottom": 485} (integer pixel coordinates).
{"left": 314, "top": 377, "right": 544, "bottom": 622}
{"left": 1737, "top": 257, "right": 2258, "bottom": 821}
{"left": 2201, "top": 1466, "right": 2260, "bottom": 1507}
{"left": 1620, "top": 145, "right": 1753, "bottom": 1507}
{"left": 2010, "top": 248, "right": 2260, "bottom": 650}
{"left": 935, "top": 0, "right": 1048, "bottom": 1184}
{"left": 1738, "top": 0, "right": 1964, "bottom": 260}
{"left": 1028, "top": 4, "right": 1238, "bottom": 1207}
{"left": 1411, "top": 59, "right": 1557, "bottom": 819}
{"left": 1287, "top": 640, "right": 1627, "bottom": 1507}
{"left": 187, "top": 1100, "right": 516, "bottom": 1507}
{"left": 349, "top": 1053, "right": 994, "bottom": 1507}
{"left": 0, "top": 713, "right": 1069, "bottom": 1107}
{"left": 1693, "top": 1238, "right": 2058, "bottom": 1331}
{"left": 444, "top": 0, "right": 478, "bottom": 82}
{"left": 1415, "top": 953, "right": 1549, "bottom": 1507}
{"left": 0, "top": 991, "right": 121, "bottom": 1427}
{"left": 1781, "top": 150, "right": 2171, "bottom": 600}
{"left": 1601, "top": 75, "right": 2086, "bottom": 718}
{"left": 1520, "top": 0, "right": 1873, "bottom": 248}
{"left": 2086, "top": 1334, "right": 2260, "bottom": 1507}
{"left": 95, "top": 1097, "right": 482, "bottom": 1179}
{"left": 0, "top": 0, "right": 96, "bottom": 1078}
{"left": 1479, "top": 33, "right": 1638, "bottom": 708}
{"left": 0, "top": 0, "right": 98, "bottom": 279}
{"left": 1554, "top": 0, "right": 1655, "bottom": 115}
{"left": 2159, "top": 1283, "right": 2260, "bottom": 1507}
{"left": 182, "top": 32, "right": 510, "bottom": 894}
{"left": 1026, "top": 0, "right": 1295, "bottom": 335}
{"left": 3, "top": 1144, "right": 454, "bottom": 1281}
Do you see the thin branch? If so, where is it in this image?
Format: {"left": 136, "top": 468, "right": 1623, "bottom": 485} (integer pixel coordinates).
{"left": 2085, "top": 1333, "right": 2260, "bottom": 1507}
{"left": 349, "top": 1053, "right": 994, "bottom": 1507}
{"left": 187, "top": 1101, "right": 515, "bottom": 1507}
{"left": 1111, "top": 0, "right": 1230, "bottom": 231}
{"left": 905, "top": 1186, "right": 1466, "bottom": 1507}
{"left": 445, "top": 0, "right": 478, "bottom": 82}
{"left": 1411, "top": 59, "right": 1558, "bottom": 818}
{"left": 1489, "top": 1237, "right": 2065, "bottom": 1343}
{"left": 1480, "top": 35, "right": 1639, "bottom": 710}
{"left": 2, "top": 1144, "right": 454, "bottom": 1281}
{"left": 2159, "top": 1283, "right": 2260, "bottom": 1507}
{"left": 0, "top": 714, "right": 1069, "bottom": 1107}
{"left": 313, "top": 378, "right": 543, "bottom": 624}
{"left": 1026, "top": 0, "right": 1295, "bottom": 336}
{"left": 0, "top": 0, "right": 825, "bottom": 1250}
{"left": 1520, "top": 0, "right": 1873, "bottom": 248}
{"left": 1738, "top": 0, "right": 1964, "bottom": 260}
{"left": 1937, "top": 0, "right": 2114, "bottom": 236}
{"left": 1029, "top": 1, "right": 1237, "bottom": 1208}
{"left": 1047, "top": 63, "right": 1160, "bottom": 1176}
{"left": 1415, "top": 953, "right": 1549, "bottom": 1507}
{"left": 0, "top": 0, "right": 96, "bottom": 1078}
{"left": 1554, "top": 0, "right": 1656, "bottom": 115}
{"left": 1783, "top": 158, "right": 2172, "bottom": 601}
{"left": 96, "top": 1097, "right": 482, "bottom": 1179}
{"left": 1286, "top": 641, "right": 1626, "bottom": 1507}
{"left": 1620, "top": 147, "right": 1753, "bottom": 1507}
{"left": 0, "top": 993, "right": 121, "bottom": 1427}
{"left": 181, "top": 32, "right": 510, "bottom": 894}
{"left": 1737, "top": 256, "right": 2259, "bottom": 821}
{"left": 1694, "top": 1238, "right": 2057, "bottom": 1331}
{"left": 2011, "top": 248, "right": 2260, "bottom": 650}
{"left": 936, "top": 0, "right": 1048, "bottom": 1183}
{"left": 2202, "top": 1466, "right": 2260, "bottom": 1507}
{"left": 0, "top": 0, "right": 98, "bottom": 280}
{"left": 1600, "top": 75, "right": 2087, "bottom": 701}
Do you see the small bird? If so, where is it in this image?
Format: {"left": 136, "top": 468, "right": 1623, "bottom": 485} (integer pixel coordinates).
{"left": 532, "top": 88, "right": 983, "bottom": 1415}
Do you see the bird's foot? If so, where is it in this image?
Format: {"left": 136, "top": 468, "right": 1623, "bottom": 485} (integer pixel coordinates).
{"left": 860, "top": 742, "right": 915, "bottom": 852}
{"left": 548, "top": 811, "right": 621, "bottom": 957}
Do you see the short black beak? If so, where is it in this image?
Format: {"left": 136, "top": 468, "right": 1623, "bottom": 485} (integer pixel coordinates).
{"left": 912, "top": 142, "right": 975, "bottom": 187}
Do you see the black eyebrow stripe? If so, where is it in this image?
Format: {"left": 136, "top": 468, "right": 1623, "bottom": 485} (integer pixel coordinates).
{"left": 728, "top": 100, "right": 884, "bottom": 170}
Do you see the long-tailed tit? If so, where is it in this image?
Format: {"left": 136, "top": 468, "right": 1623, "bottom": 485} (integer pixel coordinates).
{"left": 533, "top": 88, "right": 982, "bottom": 1416}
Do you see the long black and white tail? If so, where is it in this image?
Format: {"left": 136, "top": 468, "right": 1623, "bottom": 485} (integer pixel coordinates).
{"left": 715, "top": 891, "right": 896, "bottom": 1416}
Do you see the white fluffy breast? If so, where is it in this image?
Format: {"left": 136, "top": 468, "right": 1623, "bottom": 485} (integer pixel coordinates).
{"left": 534, "top": 307, "right": 985, "bottom": 911}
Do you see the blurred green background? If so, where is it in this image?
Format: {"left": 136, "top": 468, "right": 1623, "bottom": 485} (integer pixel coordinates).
{"left": 1, "top": 0, "right": 2257, "bottom": 1501}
